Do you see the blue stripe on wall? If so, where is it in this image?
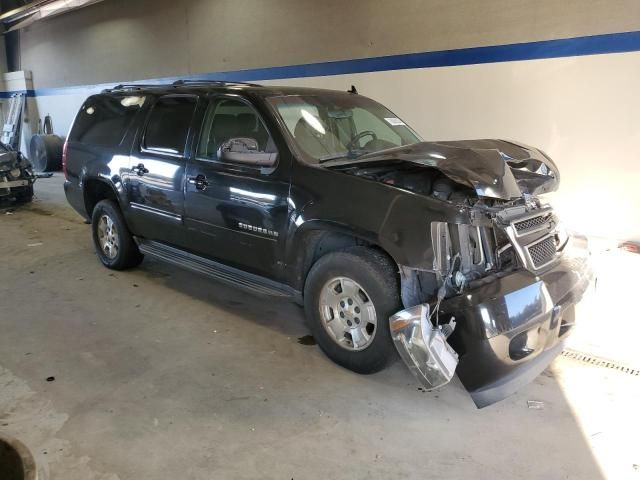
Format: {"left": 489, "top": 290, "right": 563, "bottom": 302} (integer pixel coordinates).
{"left": 0, "top": 90, "right": 33, "bottom": 98}
{"left": 14, "top": 29, "right": 640, "bottom": 97}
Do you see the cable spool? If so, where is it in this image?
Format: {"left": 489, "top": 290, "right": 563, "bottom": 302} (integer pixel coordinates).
{"left": 29, "top": 134, "right": 63, "bottom": 172}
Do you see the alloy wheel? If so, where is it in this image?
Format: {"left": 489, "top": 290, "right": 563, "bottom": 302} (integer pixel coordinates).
{"left": 318, "top": 276, "right": 377, "bottom": 351}
{"left": 97, "top": 214, "right": 120, "bottom": 259}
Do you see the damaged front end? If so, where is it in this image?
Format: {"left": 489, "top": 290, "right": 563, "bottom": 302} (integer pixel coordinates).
{"left": 0, "top": 146, "right": 35, "bottom": 201}
{"left": 343, "top": 140, "right": 593, "bottom": 407}
{"left": 390, "top": 197, "right": 592, "bottom": 407}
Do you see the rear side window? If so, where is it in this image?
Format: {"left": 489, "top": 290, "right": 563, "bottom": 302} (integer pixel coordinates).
{"left": 143, "top": 95, "right": 197, "bottom": 156}
{"left": 69, "top": 95, "right": 145, "bottom": 147}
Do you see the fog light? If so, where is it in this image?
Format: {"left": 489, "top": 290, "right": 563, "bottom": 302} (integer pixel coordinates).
{"left": 509, "top": 329, "right": 539, "bottom": 360}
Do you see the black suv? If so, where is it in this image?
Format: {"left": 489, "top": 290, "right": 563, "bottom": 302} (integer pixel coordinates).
{"left": 64, "top": 80, "right": 592, "bottom": 407}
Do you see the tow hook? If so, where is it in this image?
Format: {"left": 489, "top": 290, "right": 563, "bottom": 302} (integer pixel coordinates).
{"left": 389, "top": 304, "right": 459, "bottom": 390}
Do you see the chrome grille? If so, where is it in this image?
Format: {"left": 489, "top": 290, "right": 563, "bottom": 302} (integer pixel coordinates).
{"left": 513, "top": 214, "right": 551, "bottom": 235}
{"left": 527, "top": 236, "right": 557, "bottom": 268}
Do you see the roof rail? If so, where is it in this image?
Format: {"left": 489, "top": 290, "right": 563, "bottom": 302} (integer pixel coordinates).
{"left": 172, "top": 79, "right": 262, "bottom": 87}
{"left": 102, "top": 84, "right": 165, "bottom": 93}
{"left": 101, "top": 79, "right": 262, "bottom": 94}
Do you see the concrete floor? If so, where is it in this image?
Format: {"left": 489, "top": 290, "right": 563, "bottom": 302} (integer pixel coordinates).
{"left": 1, "top": 175, "right": 638, "bottom": 479}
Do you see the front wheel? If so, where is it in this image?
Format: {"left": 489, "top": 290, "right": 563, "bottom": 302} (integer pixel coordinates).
{"left": 304, "top": 248, "right": 401, "bottom": 374}
{"left": 91, "top": 199, "right": 143, "bottom": 270}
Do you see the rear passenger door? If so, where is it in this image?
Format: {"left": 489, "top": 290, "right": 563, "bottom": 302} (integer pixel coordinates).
{"left": 126, "top": 94, "right": 199, "bottom": 245}
{"left": 183, "top": 95, "right": 291, "bottom": 280}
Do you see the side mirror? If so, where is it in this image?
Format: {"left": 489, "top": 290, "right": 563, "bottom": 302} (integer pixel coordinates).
{"left": 218, "top": 137, "right": 278, "bottom": 167}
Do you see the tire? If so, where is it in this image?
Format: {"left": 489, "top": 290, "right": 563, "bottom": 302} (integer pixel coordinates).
{"left": 29, "top": 134, "right": 64, "bottom": 172}
{"left": 304, "top": 247, "right": 401, "bottom": 374}
{"left": 91, "top": 199, "right": 143, "bottom": 270}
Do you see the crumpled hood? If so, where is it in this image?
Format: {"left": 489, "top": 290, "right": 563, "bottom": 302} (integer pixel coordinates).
{"left": 351, "top": 140, "right": 560, "bottom": 199}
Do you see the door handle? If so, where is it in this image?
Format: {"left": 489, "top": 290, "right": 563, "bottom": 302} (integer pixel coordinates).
{"left": 188, "top": 174, "right": 209, "bottom": 191}
{"left": 132, "top": 163, "right": 149, "bottom": 176}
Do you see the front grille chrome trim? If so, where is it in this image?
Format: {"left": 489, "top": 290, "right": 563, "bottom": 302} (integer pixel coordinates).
{"left": 510, "top": 210, "right": 554, "bottom": 238}
{"left": 498, "top": 206, "right": 561, "bottom": 272}
{"left": 523, "top": 233, "right": 558, "bottom": 270}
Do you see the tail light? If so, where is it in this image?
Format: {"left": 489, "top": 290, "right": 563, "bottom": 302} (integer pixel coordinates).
{"left": 62, "top": 141, "right": 68, "bottom": 179}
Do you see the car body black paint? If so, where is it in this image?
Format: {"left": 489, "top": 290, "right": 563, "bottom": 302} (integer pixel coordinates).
{"left": 64, "top": 83, "right": 591, "bottom": 407}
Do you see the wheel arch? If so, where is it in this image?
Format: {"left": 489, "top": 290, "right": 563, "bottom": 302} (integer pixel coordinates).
{"left": 286, "top": 221, "right": 400, "bottom": 293}
{"left": 83, "top": 177, "right": 121, "bottom": 218}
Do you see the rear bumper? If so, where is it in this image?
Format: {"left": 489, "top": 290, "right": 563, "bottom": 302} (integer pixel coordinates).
{"left": 392, "top": 237, "right": 593, "bottom": 407}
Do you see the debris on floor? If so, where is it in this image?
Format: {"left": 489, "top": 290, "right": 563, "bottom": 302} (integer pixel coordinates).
{"left": 527, "top": 400, "right": 545, "bottom": 409}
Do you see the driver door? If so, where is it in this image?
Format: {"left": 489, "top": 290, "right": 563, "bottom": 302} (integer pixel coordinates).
{"left": 183, "top": 96, "right": 290, "bottom": 279}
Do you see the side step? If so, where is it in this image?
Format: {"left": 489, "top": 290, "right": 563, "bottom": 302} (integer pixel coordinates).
{"left": 137, "top": 239, "right": 299, "bottom": 299}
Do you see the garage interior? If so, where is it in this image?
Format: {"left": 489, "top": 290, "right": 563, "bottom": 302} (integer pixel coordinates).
{"left": 1, "top": 1, "right": 639, "bottom": 479}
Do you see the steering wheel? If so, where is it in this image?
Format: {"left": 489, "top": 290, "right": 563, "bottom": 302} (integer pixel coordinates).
{"left": 347, "top": 130, "right": 377, "bottom": 150}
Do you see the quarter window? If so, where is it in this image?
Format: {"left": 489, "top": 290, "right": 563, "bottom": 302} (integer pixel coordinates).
{"left": 143, "top": 96, "right": 197, "bottom": 155}
{"left": 69, "top": 94, "right": 145, "bottom": 147}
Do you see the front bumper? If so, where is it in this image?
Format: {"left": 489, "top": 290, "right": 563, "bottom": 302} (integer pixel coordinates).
{"left": 393, "top": 238, "right": 593, "bottom": 408}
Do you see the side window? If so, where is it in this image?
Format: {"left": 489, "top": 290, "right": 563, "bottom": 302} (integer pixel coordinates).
{"left": 143, "top": 95, "right": 197, "bottom": 156}
{"left": 69, "top": 94, "right": 145, "bottom": 147}
{"left": 197, "top": 98, "right": 274, "bottom": 161}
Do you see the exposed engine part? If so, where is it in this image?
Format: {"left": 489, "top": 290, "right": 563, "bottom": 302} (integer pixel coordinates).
{"left": 439, "top": 316, "right": 457, "bottom": 339}
{"left": 452, "top": 271, "right": 466, "bottom": 289}
{"left": 431, "top": 177, "right": 454, "bottom": 200}
{"left": 431, "top": 221, "right": 497, "bottom": 286}
{"left": 389, "top": 303, "right": 459, "bottom": 390}
{"left": 336, "top": 163, "right": 478, "bottom": 205}
{"left": 398, "top": 266, "right": 439, "bottom": 307}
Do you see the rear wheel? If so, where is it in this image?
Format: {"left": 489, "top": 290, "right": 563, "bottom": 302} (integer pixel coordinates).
{"left": 304, "top": 247, "right": 401, "bottom": 374}
{"left": 91, "top": 199, "right": 143, "bottom": 270}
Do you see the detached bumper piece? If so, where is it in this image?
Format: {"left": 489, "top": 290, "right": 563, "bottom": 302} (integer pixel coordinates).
{"left": 389, "top": 304, "right": 459, "bottom": 390}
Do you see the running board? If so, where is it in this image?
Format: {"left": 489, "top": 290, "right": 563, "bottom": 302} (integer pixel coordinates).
{"left": 137, "top": 239, "right": 300, "bottom": 299}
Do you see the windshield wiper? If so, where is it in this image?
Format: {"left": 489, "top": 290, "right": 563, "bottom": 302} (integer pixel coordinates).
{"left": 318, "top": 148, "right": 368, "bottom": 164}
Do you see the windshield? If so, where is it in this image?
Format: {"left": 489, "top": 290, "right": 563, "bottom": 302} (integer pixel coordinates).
{"left": 267, "top": 94, "right": 421, "bottom": 163}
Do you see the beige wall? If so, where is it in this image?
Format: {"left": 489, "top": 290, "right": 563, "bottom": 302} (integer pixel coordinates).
{"left": 18, "top": 0, "right": 640, "bottom": 89}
